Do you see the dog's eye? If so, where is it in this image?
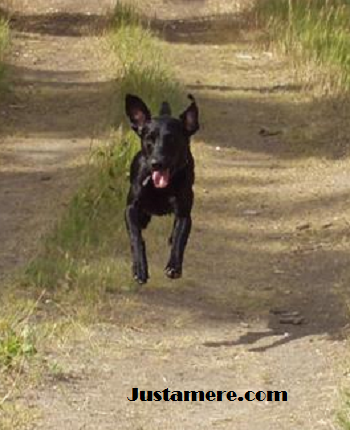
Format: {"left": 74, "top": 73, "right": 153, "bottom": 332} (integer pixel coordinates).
{"left": 144, "top": 139, "right": 153, "bottom": 151}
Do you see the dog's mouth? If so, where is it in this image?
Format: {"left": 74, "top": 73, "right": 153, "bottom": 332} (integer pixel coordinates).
{"left": 152, "top": 169, "right": 170, "bottom": 188}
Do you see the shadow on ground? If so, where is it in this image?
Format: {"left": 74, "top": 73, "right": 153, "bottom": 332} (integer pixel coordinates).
{"left": 128, "top": 198, "right": 350, "bottom": 351}
{"left": 2, "top": 62, "right": 349, "bottom": 160}
{"left": 0, "top": 64, "right": 119, "bottom": 139}
{"left": 9, "top": 11, "right": 110, "bottom": 37}
{"left": 150, "top": 14, "right": 247, "bottom": 45}
{"left": 145, "top": 1, "right": 256, "bottom": 46}
{"left": 2, "top": 8, "right": 348, "bottom": 160}
{"left": 194, "top": 91, "right": 350, "bottom": 160}
{"left": 0, "top": 7, "right": 119, "bottom": 139}
{"left": 0, "top": 165, "right": 87, "bottom": 277}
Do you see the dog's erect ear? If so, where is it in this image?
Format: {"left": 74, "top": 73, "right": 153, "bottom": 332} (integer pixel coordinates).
{"left": 180, "top": 94, "right": 199, "bottom": 136}
{"left": 125, "top": 94, "right": 151, "bottom": 134}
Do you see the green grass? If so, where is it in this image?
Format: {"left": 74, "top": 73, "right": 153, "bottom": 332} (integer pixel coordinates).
{"left": 24, "top": 1, "right": 185, "bottom": 308}
{"left": 338, "top": 391, "right": 350, "bottom": 429}
{"left": 25, "top": 135, "right": 137, "bottom": 301}
{"left": 0, "top": 323, "right": 36, "bottom": 368}
{"left": 0, "top": 291, "right": 45, "bottom": 373}
{"left": 111, "top": 2, "right": 184, "bottom": 112}
{"left": 112, "top": 0, "right": 142, "bottom": 27}
{"left": 254, "top": 0, "right": 350, "bottom": 90}
{"left": 0, "top": 11, "right": 9, "bottom": 87}
{"left": 0, "top": 295, "right": 42, "bottom": 429}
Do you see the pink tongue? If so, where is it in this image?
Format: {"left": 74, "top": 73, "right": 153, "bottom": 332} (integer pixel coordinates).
{"left": 152, "top": 169, "right": 170, "bottom": 188}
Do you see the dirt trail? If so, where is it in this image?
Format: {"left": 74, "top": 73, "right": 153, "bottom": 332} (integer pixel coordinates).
{"left": 1, "top": 1, "right": 350, "bottom": 429}
{"left": 0, "top": 0, "right": 116, "bottom": 278}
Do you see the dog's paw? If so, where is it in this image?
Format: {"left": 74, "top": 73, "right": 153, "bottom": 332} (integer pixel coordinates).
{"left": 165, "top": 265, "right": 182, "bottom": 279}
{"left": 134, "top": 274, "right": 148, "bottom": 284}
{"left": 132, "top": 263, "right": 149, "bottom": 284}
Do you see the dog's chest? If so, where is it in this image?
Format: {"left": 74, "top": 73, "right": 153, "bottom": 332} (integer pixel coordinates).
{"left": 140, "top": 186, "right": 176, "bottom": 216}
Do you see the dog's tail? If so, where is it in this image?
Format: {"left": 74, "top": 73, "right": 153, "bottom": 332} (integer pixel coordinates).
{"left": 159, "top": 101, "right": 172, "bottom": 116}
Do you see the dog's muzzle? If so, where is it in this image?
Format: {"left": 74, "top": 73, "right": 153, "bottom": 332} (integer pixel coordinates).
{"left": 151, "top": 169, "right": 170, "bottom": 188}
{"left": 149, "top": 159, "right": 170, "bottom": 189}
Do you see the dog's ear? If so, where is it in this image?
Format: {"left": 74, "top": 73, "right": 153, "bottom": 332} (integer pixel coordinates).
{"left": 125, "top": 94, "right": 151, "bottom": 135}
{"left": 180, "top": 94, "right": 199, "bottom": 136}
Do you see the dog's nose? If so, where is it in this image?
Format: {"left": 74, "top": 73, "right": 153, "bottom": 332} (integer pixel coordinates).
{"left": 151, "top": 159, "right": 164, "bottom": 171}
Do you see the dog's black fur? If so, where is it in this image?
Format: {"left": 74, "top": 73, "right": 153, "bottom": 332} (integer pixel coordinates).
{"left": 125, "top": 94, "right": 199, "bottom": 284}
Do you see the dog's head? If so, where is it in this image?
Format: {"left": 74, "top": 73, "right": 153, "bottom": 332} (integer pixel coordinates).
{"left": 125, "top": 94, "right": 199, "bottom": 189}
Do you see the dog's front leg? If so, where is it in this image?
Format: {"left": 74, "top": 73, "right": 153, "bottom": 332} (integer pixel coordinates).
{"left": 125, "top": 205, "right": 148, "bottom": 284}
{"left": 165, "top": 215, "right": 192, "bottom": 279}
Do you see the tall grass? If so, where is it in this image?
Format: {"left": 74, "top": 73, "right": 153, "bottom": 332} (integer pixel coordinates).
{"left": 111, "top": 1, "right": 184, "bottom": 114}
{"left": 0, "top": 10, "right": 9, "bottom": 86}
{"left": 254, "top": 0, "right": 350, "bottom": 90}
{"left": 25, "top": 1, "right": 185, "bottom": 304}
{"left": 25, "top": 135, "right": 137, "bottom": 297}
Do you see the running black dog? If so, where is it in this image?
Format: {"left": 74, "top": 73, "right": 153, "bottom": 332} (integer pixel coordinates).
{"left": 125, "top": 94, "right": 199, "bottom": 284}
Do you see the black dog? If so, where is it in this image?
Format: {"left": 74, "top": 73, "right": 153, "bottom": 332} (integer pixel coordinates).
{"left": 125, "top": 94, "right": 199, "bottom": 284}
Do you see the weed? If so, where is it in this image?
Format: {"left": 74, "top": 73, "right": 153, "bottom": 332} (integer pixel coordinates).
{"left": 0, "top": 292, "right": 45, "bottom": 370}
{"left": 0, "top": 323, "right": 36, "bottom": 368}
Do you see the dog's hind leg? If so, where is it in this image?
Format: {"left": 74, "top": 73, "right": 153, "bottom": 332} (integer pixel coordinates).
{"left": 125, "top": 206, "right": 150, "bottom": 284}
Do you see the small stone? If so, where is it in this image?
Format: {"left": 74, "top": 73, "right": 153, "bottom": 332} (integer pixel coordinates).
{"left": 259, "top": 127, "right": 282, "bottom": 137}
{"left": 236, "top": 53, "right": 254, "bottom": 60}
{"left": 243, "top": 209, "right": 261, "bottom": 216}
{"left": 273, "top": 269, "right": 285, "bottom": 274}
{"left": 270, "top": 308, "right": 288, "bottom": 315}
{"left": 296, "top": 222, "right": 311, "bottom": 231}
{"left": 279, "top": 316, "right": 305, "bottom": 325}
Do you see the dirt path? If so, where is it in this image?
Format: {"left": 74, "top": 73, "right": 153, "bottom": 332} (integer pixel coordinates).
{"left": 0, "top": 0, "right": 116, "bottom": 278}
{"left": 1, "top": 1, "right": 350, "bottom": 429}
